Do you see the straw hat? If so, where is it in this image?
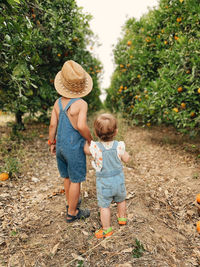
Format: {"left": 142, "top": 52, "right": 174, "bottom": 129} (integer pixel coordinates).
{"left": 54, "top": 60, "right": 93, "bottom": 98}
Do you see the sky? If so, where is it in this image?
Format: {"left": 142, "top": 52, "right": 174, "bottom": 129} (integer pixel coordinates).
{"left": 76, "top": 0, "right": 158, "bottom": 100}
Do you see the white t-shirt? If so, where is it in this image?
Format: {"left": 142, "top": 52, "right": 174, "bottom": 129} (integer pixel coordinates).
{"left": 89, "top": 140, "right": 125, "bottom": 172}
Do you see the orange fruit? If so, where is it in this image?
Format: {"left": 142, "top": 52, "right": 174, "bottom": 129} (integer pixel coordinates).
{"left": 173, "top": 108, "right": 179, "bottom": 113}
{"left": 57, "top": 53, "right": 61, "bottom": 57}
{"left": 0, "top": 173, "right": 9, "bottom": 181}
{"left": 196, "top": 194, "right": 200, "bottom": 204}
{"left": 190, "top": 112, "right": 195, "bottom": 118}
{"left": 177, "top": 17, "right": 182, "bottom": 23}
{"left": 177, "top": 87, "right": 183, "bottom": 92}
{"left": 127, "top": 41, "right": 132, "bottom": 46}
{"left": 181, "top": 103, "right": 186, "bottom": 109}
{"left": 196, "top": 221, "right": 200, "bottom": 233}
{"left": 198, "top": 88, "right": 200, "bottom": 94}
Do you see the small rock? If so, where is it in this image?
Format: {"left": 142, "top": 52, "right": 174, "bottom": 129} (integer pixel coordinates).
{"left": 31, "top": 177, "right": 39, "bottom": 183}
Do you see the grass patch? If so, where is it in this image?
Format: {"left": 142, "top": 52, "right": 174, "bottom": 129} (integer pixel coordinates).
{"left": 132, "top": 239, "right": 145, "bottom": 258}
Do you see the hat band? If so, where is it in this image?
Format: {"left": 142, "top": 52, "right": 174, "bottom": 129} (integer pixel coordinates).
{"left": 60, "top": 74, "right": 87, "bottom": 93}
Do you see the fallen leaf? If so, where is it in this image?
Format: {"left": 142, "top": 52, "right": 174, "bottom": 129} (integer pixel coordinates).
{"left": 121, "top": 248, "right": 133, "bottom": 253}
{"left": 71, "top": 253, "right": 84, "bottom": 261}
{"left": 51, "top": 243, "right": 59, "bottom": 255}
{"left": 82, "top": 230, "right": 88, "bottom": 236}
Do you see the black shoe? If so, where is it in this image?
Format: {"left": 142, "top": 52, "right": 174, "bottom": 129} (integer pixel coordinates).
{"left": 66, "top": 208, "right": 90, "bottom": 223}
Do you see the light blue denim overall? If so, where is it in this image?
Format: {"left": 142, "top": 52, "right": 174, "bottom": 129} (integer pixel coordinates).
{"left": 95, "top": 141, "right": 126, "bottom": 208}
{"left": 56, "top": 97, "right": 86, "bottom": 183}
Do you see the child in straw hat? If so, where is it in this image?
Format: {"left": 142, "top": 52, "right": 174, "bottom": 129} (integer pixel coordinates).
{"left": 49, "top": 60, "right": 93, "bottom": 222}
{"left": 84, "top": 113, "right": 130, "bottom": 238}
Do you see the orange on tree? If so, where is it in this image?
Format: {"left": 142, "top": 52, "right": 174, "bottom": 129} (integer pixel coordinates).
{"left": 177, "top": 17, "right": 182, "bottom": 23}
{"left": 173, "top": 108, "right": 179, "bottom": 113}
{"left": 198, "top": 88, "right": 200, "bottom": 94}
{"left": 190, "top": 112, "right": 195, "bottom": 118}
{"left": 181, "top": 103, "right": 186, "bottom": 109}
{"left": 177, "top": 86, "right": 183, "bottom": 92}
{"left": 127, "top": 40, "right": 132, "bottom": 46}
{"left": 0, "top": 173, "right": 9, "bottom": 181}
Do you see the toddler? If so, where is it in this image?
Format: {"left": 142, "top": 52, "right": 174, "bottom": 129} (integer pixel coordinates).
{"left": 84, "top": 113, "right": 130, "bottom": 238}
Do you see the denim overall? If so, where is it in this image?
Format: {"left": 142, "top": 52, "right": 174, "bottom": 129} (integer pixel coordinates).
{"left": 95, "top": 141, "right": 126, "bottom": 208}
{"left": 56, "top": 97, "right": 86, "bottom": 183}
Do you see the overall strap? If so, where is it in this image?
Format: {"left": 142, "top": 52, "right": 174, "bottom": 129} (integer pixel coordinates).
{"left": 96, "top": 142, "right": 106, "bottom": 152}
{"left": 64, "top": 98, "right": 81, "bottom": 112}
{"left": 58, "top": 97, "right": 63, "bottom": 111}
{"left": 112, "top": 140, "right": 118, "bottom": 149}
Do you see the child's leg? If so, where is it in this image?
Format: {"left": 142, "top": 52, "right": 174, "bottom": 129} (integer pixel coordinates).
{"left": 95, "top": 207, "right": 113, "bottom": 238}
{"left": 117, "top": 200, "right": 126, "bottom": 218}
{"left": 100, "top": 207, "right": 111, "bottom": 230}
{"left": 64, "top": 178, "right": 71, "bottom": 203}
{"left": 67, "top": 182, "right": 80, "bottom": 217}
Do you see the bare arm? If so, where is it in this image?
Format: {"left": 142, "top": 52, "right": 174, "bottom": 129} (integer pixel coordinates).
{"left": 49, "top": 102, "right": 58, "bottom": 155}
{"left": 77, "top": 101, "right": 93, "bottom": 144}
{"left": 121, "top": 151, "right": 130, "bottom": 163}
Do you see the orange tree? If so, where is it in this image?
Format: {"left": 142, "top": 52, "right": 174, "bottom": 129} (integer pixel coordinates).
{"left": 106, "top": 0, "right": 200, "bottom": 134}
{"left": 0, "top": 0, "right": 102, "bottom": 127}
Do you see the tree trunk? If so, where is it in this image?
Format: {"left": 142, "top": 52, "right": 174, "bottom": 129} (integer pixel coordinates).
{"left": 15, "top": 111, "right": 25, "bottom": 130}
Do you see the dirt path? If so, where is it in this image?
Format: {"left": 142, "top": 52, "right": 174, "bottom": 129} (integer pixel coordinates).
{"left": 0, "top": 122, "right": 200, "bottom": 267}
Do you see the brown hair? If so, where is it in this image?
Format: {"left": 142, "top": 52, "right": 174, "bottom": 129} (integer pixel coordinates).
{"left": 94, "top": 113, "right": 117, "bottom": 142}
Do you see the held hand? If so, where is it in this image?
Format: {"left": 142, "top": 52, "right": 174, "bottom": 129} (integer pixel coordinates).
{"left": 84, "top": 141, "right": 91, "bottom": 155}
{"left": 50, "top": 144, "right": 56, "bottom": 155}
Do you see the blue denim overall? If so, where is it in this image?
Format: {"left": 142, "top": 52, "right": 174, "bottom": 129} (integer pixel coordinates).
{"left": 56, "top": 97, "right": 86, "bottom": 183}
{"left": 95, "top": 141, "right": 126, "bottom": 208}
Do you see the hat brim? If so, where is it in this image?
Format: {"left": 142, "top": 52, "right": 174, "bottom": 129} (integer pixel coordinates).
{"left": 54, "top": 70, "right": 93, "bottom": 98}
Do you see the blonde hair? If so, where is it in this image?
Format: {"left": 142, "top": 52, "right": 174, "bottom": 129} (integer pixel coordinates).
{"left": 94, "top": 113, "right": 117, "bottom": 142}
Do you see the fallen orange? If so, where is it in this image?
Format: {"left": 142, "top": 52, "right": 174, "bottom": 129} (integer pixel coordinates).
{"left": 0, "top": 173, "right": 9, "bottom": 181}
{"left": 196, "top": 221, "right": 200, "bottom": 233}
{"left": 196, "top": 194, "right": 200, "bottom": 204}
